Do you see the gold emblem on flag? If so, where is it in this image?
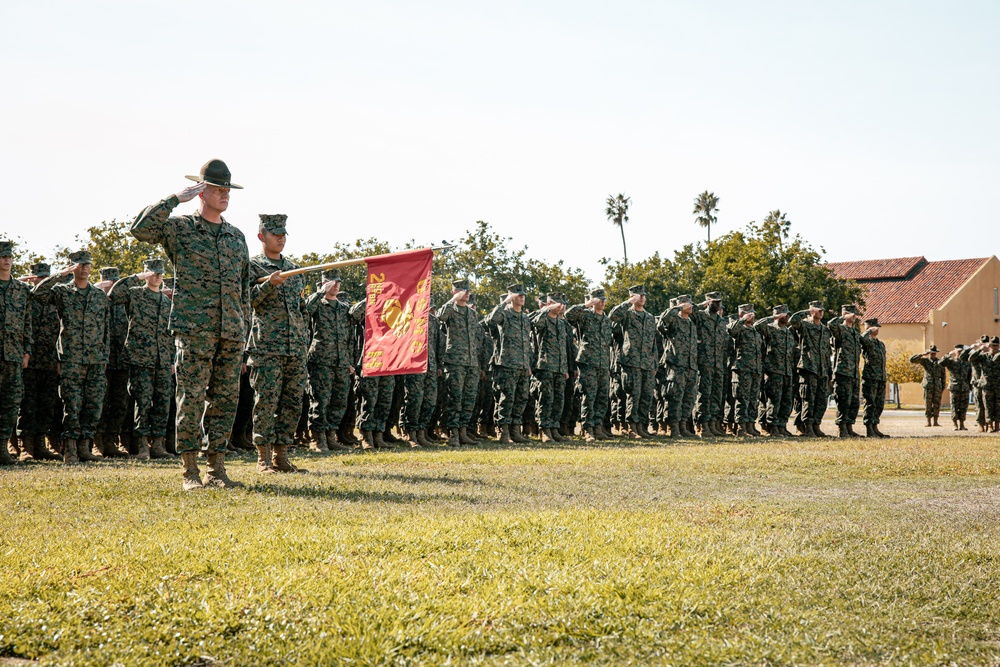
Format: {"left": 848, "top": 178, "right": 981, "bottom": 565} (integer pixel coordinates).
{"left": 381, "top": 298, "right": 414, "bottom": 337}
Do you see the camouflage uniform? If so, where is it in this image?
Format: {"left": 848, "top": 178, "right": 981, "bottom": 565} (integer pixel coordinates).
{"left": 0, "top": 268, "right": 32, "bottom": 444}
{"left": 691, "top": 296, "right": 728, "bottom": 426}
{"left": 531, "top": 304, "right": 569, "bottom": 429}
{"left": 98, "top": 268, "right": 131, "bottom": 442}
{"left": 304, "top": 288, "right": 355, "bottom": 435}
{"left": 940, "top": 350, "right": 972, "bottom": 423}
{"left": 248, "top": 250, "right": 308, "bottom": 447}
{"left": 402, "top": 311, "right": 443, "bottom": 432}
{"left": 471, "top": 317, "right": 495, "bottom": 434}
{"left": 33, "top": 271, "right": 110, "bottom": 440}
{"left": 910, "top": 352, "right": 946, "bottom": 420}
{"left": 859, "top": 328, "right": 887, "bottom": 427}
{"left": 727, "top": 310, "right": 763, "bottom": 427}
{"left": 488, "top": 299, "right": 533, "bottom": 426}
{"left": 18, "top": 267, "right": 61, "bottom": 440}
{"left": 961, "top": 341, "right": 988, "bottom": 426}
{"left": 437, "top": 295, "right": 481, "bottom": 429}
{"left": 969, "top": 345, "right": 1000, "bottom": 424}
{"left": 350, "top": 300, "right": 394, "bottom": 433}
{"left": 565, "top": 302, "right": 612, "bottom": 428}
{"left": 754, "top": 308, "right": 796, "bottom": 430}
{"left": 608, "top": 292, "right": 657, "bottom": 428}
{"left": 108, "top": 273, "right": 174, "bottom": 437}
{"left": 131, "top": 195, "right": 251, "bottom": 453}
{"left": 657, "top": 302, "right": 699, "bottom": 427}
{"left": 790, "top": 307, "right": 832, "bottom": 427}
{"left": 828, "top": 312, "right": 863, "bottom": 427}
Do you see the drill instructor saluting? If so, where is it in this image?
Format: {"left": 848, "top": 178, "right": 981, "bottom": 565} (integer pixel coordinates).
{"left": 131, "top": 159, "right": 251, "bottom": 491}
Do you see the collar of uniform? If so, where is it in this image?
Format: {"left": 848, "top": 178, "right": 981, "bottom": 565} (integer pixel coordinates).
{"left": 253, "top": 253, "right": 286, "bottom": 269}
{"left": 192, "top": 213, "right": 235, "bottom": 236}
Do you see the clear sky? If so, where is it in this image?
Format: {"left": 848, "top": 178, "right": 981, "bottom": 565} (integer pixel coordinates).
{"left": 3, "top": 0, "right": 997, "bottom": 281}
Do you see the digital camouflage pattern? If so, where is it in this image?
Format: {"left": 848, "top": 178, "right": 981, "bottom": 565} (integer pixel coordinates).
{"left": 487, "top": 304, "right": 533, "bottom": 370}
{"left": 437, "top": 302, "right": 482, "bottom": 429}
{"left": 32, "top": 276, "right": 110, "bottom": 364}
{"left": 940, "top": 355, "right": 972, "bottom": 421}
{"left": 0, "top": 277, "right": 32, "bottom": 440}
{"left": 129, "top": 364, "right": 172, "bottom": 437}
{"left": 18, "top": 297, "right": 60, "bottom": 438}
{"left": 754, "top": 316, "right": 797, "bottom": 428}
{"left": 828, "top": 316, "right": 863, "bottom": 426}
{"left": 304, "top": 291, "right": 356, "bottom": 434}
{"left": 250, "top": 355, "right": 307, "bottom": 446}
{"left": 910, "top": 353, "right": 946, "bottom": 419}
{"left": 108, "top": 275, "right": 174, "bottom": 369}
{"left": 131, "top": 195, "right": 251, "bottom": 342}
{"left": 658, "top": 307, "right": 698, "bottom": 425}
{"left": 692, "top": 307, "right": 728, "bottom": 424}
{"left": 402, "top": 311, "right": 444, "bottom": 431}
{"left": 727, "top": 317, "right": 763, "bottom": 425}
{"left": 173, "top": 335, "right": 243, "bottom": 453}
{"left": 790, "top": 311, "right": 832, "bottom": 425}
{"left": 58, "top": 362, "right": 108, "bottom": 440}
{"left": 248, "top": 253, "right": 308, "bottom": 359}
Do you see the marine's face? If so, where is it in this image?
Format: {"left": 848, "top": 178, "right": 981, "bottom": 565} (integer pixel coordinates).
{"left": 75, "top": 263, "right": 91, "bottom": 281}
{"left": 708, "top": 300, "right": 721, "bottom": 313}
{"left": 0, "top": 256, "right": 11, "bottom": 273}
{"left": 324, "top": 280, "right": 341, "bottom": 297}
{"left": 201, "top": 185, "right": 230, "bottom": 212}
{"left": 260, "top": 230, "right": 286, "bottom": 256}
{"left": 681, "top": 302, "right": 693, "bottom": 315}
{"left": 512, "top": 293, "right": 525, "bottom": 308}
{"left": 635, "top": 294, "right": 646, "bottom": 308}
{"left": 147, "top": 273, "right": 163, "bottom": 288}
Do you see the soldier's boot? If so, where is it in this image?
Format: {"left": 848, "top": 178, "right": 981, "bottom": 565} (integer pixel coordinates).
{"left": 925, "top": 417, "right": 932, "bottom": 427}
{"left": 838, "top": 423, "right": 849, "bottom": 438}
{"left": 326, "top": 430, "right": 350, "bottom": 451}
{"left": 795, "top": 420, "right": 808, "bottom": 435}
{"left": 227, "top": 438, "right": 241, "bottom": 454}
{"left": 746, "top": 422, "right": 761, "bottom": 437}
{"left": 458, "top": 427, "right": 477, "bottom": 446}
{"left": 373, "top": 431, "right": 392, "bottom": 449}
{"left": 812, "top": 423, "right": 829, "bottom": 438}
{"left": 360, "top": 430, "right": 374, "bottom": 451}
{"left": 405, "top": 429, "right": 422, "bottom": 448}
{"left": 0, "top": 439, "right": 14, "bottom": 465}
{"left": 308, "top": 431, "right": 328, "bottom": 453}
{"left": 383, "top": 428, "right": 402, "bottom": 444}
{"left": 181, "top": 452, "right": 204, "bottom": 491}
{"left": 471, "top": 427, "right": 487, "bottom": 443}
{"left": 733, "top": 424, "right": 748, "bottom": 438}
{"left": 933, "top": 416, "right": 941, "bottom": 427}
{"left": 8, "top": 435, "right": 21, "bottom": 459}
{"left": 150, "top": 436, "right": 172, "bottom": 459}
{"left": 639, "top": 423, "right": 656, "bottom": 439}
{"left": 46, "top": 434, "right": 62, "bottom": 456}
{"left": 339, "top": 426, "right": 360, "bottom": 446}
{"left": 846, "top": 423, "right": 864, "bottom": 438}
{"left": 498, "top": 425, "right": 513, "bottom": 444}
{"left": 136, "top": 436, "right": 151, "bottom": 461}
{"left": 446, "top": 428, "right": 461, "bottom": 447}
{"left": 78, "top": 439, "right": 100, "bottom": 462}
{"left": 540, "top": 428, "right": 553, "bottom": 443}
{"left": 595, "top": 424, "right": 611, "bottom": 440}
{"left": 866, "top": 423, "right": 877, "bottom": 437}
{"left": 272, "top": 445, "right": 308, "bottom": 473}
{"left": 873, "top": 424, "right": 891, "bottom": 439}
{"left": 62, "top": 439, "right": 80, "bottom": 464}
{"left": 511, "top": 424, "right": 532, "bottom": 443}
{"left": 411, "top": 429, "right": 430, "bottom": 447}
{"left": 107, "top": 434, "right": 131, "bottom": 458}
{"left": 34, "top": 434, "right": 61, "bottom": 461}
{"left": 682, "top": 421, "right": 698, "bottom": 438}
{"left": 959, "top": 419, "right": 968, "bottom": 431}
{"left": 664, "top": 423, "right": 680, "bottom": 439}
{"left": 16, "top": 435, "right": 36, "bottom": 462}
{"left": 583, "top": 426, "right": 596, "bottom": 443}
{"left": 626, "top": 423, "right": 643, "bottom": 440}
{"left": 203, "top": 452, "right": 244, "bottom": 488}
{"left": 550, "top": 427, "right": 566, "bottom": 443}
{"left": 256, "top": 445, "right": 276, "bottom": 474}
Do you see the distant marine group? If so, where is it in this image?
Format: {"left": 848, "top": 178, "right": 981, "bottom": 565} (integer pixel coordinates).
{"left": 3, "top": 159, "right": 1000, "bottom": 491}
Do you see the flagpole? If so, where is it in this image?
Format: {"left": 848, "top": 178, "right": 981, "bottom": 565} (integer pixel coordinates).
{"left": 254, "top": 244, "right": 453, "bottom": 284}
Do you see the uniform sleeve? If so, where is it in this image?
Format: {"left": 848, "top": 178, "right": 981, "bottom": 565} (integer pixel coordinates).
{"left": 487, "top": 304, "right": 506, "bottom": 325}
{"left": 131, "top": 196, "right": 180, "bottom": 254}
{"left": 607, "top": 302, "right": 630, "bottom": 324}
{"left": 31, "top": 274, "right": 62, "bottom": 306}
{"left": 22, "top": 287, "right": 33, "bottom": 357}
{"left": 108, "top": 275, "right": 142, "bottom": 306}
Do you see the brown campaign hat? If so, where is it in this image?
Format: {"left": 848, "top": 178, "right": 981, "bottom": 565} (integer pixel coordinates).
{"left": 929, "top": 345, "right": 939, "bottom": 353}
{"left": 185, "top": 159, "right": 243, "bottom": 189}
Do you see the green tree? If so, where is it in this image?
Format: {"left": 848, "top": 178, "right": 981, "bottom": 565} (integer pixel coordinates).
{"left": 601, "top": 215, "right": 864, "bottom": 315}
{"left": 605, "top": 193, "right": 631, "bottom": 265}
{"left": 693, "top": 191, "right": 720, "bottom": 243}
{"left": 55, "top": 219, "right": 169, "bottom": 277}
{"left": 296, "top": 238, "right": 392, "bottom": 298}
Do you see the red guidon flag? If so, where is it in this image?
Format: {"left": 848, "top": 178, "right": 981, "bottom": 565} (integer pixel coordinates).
{"left": 362, "top": 248, "right": 434, "bottom": 376}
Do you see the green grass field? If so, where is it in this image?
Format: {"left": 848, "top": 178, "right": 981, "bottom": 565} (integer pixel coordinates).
{"left": 2, "top": 431, "right": 1000, "bottom": 666}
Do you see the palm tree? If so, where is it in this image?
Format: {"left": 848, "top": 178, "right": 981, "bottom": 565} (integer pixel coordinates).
{"left": 763, "top": 209, "right": 791, "bottom": 251}
{"left": 605, "top": 193, "right": 631, "bottom": 265}
{"left": 693, "top": 191, "right": 720, "bottom": 243}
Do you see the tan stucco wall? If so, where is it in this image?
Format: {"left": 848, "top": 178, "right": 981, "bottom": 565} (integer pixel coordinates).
{"left": 872, "top": 256, "right": 1000, "bottom": 407}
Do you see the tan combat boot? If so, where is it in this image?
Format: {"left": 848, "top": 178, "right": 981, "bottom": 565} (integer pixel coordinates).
{"left": 415, "top": 429, "right": 434, "bottom": 447}
{"left": 0, "top": 439, "right": 14, "bottom": 465}
{"left": 326, "top": 430, "right": 350, "bottom": 451}
{"left": 405, "top": 430, "right": 422, "bottom": 448}
{"left": 272, "top": 445, "right": 308, "bottom": 473}
{"left": 360, "top": 430, "right": 374, "bottom": 450}
{"left": 458, "top": 427, "right": 477, "bottom": 445}
{"left": 373, "top": 431, "right": 392, "bottom": 449}
{"left": 309, "top": 431, "right": 328, "bottom": 453}
{"left": 550, "top": 427, "right": 565, "bottom": 443}
{"left": 497, "top": 425, "right": 512, "bottom": 444}
{"left": 447, "top": 428, "right": 460, "bottom": 447}
{"left": 203, "top": 452, "right": 244, "bottom": 488}
{"left": 136, "top": 436, "right": 151, "bottom": 461}
{"left": 256, "top": 445, "right": 276, "bottom": 473}
{"left": 150, "top": 436, "right": 172, "bottom": 459}
{"left": 33, "top": 434, "right": 61, "bottom": 461}
{"left": 62, "top": 438, "right": 80, "bottom": 464}
{"left": 77, "top": 438, "right": 100, "bottom": 462}
{"left": 583, "top": 426, "right": 596, "bottom": 443}
{"left": 540, "top": 428, "right": 553, "bottom": 443}
{"left": 180, "top": 452, "right": 204, "bottom": 490}
{"left": 511, "top": 425, "right": 531, "bottom": 443}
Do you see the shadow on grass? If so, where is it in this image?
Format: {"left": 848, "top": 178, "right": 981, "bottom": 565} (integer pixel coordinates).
{"left": 330, "top": 469, "right": 487, "bottom": 487}
{"left": 248, "top": 481, "right": 481, "bottom": 505}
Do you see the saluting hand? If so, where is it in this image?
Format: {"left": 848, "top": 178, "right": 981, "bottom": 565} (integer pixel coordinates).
{"left": 59, "top": 263, "right": 79, "bottom": 277}
{"left": 136, "top": 271, "right": 155, "bottom": 281}
{"left": 176, "top": 182, "right": 207, "bottom": 203}
{"left": 627, "top": 294, "right": 641, "bottom": 305}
